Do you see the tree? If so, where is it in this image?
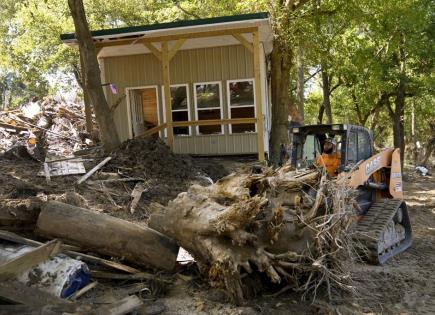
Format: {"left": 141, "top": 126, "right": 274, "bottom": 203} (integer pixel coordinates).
{"left": 67, "top": 0, "right": 120, "bottom": 151}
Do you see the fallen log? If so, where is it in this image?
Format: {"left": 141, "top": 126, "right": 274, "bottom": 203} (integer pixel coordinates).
{"left": 0, "top": 198, "right": 42, "bottom": 228}
{"left": 36, "top": 201, "right": 178, "bottom": 271}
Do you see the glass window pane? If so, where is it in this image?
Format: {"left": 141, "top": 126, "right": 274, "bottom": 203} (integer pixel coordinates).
{"left": 358, "top": 132, "right": 370, "bottom": 161}
{"left": 347, "top": 132, "right": 357, "bottom": 163}
{"left": 198, "top": 109, "right": 221, "bottom": 134}
{"left": 171, "top": 86, "right": 188, "bottom": 110}
{"left": 196, "top": 83, "right": 220, "bottom": 109}
{"left": 172, "top": 111, "right": 189, "bottom": 135}
{"left": 230, "top": 107, "right": 255, "bottom": 133}
{"left": 229, "top": 81, "right": 254, "bottom": 107}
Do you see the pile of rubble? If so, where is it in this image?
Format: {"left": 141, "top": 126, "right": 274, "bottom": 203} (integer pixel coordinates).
{"left": 0, "top": 97, "right": 97, "bottom": 160}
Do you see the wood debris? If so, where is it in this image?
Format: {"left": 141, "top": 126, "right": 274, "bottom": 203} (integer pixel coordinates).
{"left": 149, "top": 165, "right": 358, "bottom": 304}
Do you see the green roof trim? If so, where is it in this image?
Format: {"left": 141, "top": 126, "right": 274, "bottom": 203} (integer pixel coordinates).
{"left": 60, "top": 12, "right": 269, "bottom": 41}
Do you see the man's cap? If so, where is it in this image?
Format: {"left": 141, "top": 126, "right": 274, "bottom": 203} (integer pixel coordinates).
{"left": 325, "top": 138, "right": 337, "bottom": 145}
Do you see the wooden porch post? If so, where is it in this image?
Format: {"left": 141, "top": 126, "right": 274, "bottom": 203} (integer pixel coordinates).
{"left": 162, "top": 41, "right": 174, "bottom": 148}
{"left": 253, "top": 30, "right": 265, "bottom": 162}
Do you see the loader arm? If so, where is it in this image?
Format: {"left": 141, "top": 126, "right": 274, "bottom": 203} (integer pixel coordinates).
{"left": 339, "top": 148, "right": 403, "bottom": 199}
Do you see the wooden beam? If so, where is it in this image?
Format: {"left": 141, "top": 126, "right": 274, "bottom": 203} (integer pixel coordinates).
{"left": 232, "top": 33, "right": 253, "bottom": 53}
{"left": 138, "top": 123, "right": 167, "bottom": 137}
{"left": 168, "top": 38, "right": 186, "bottom": 60}
{"left": 162, "top": 41, "right": 174, "bottom": 148}
{"left": 0, "top": 280, "right": 71, "bottom": 308}
{"left": 142, "top": 42, "right": 161, "bottom": 61}
{"left": 253, "top": 30, "right": 265, "bottom": 162}
{"left": 0, "top": 240, "right": 61, "bottom": 281}
{"left": 95, "top": 26, "right": 257, "bottom": 48}
{"left": 173, "top": 118, "right": 257, "bottom": 127}
{"left": 0, "top": 230, "right": 140, "bottom": 274}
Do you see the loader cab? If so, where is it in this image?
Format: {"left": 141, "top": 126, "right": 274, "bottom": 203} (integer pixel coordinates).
{"left": 289, "top": 124, "right": 374, "bottom": 173}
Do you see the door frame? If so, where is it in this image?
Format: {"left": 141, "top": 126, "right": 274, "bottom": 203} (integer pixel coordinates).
{"left": 125, "top": 85, "right": 160, "bottom": 139}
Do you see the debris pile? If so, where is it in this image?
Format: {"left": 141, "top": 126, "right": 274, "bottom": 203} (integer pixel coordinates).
{"left": 0, "top": 97, "right": 97, "bottom": 159}
{"left": 149, "top": 165, "right": 357, "bottom": 304}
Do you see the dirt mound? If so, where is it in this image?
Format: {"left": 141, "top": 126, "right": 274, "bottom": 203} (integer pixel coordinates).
{"left": 110, "top": 137, "right": 196, "bottom": 180}
{"left": 104, "top": 137, "right": 228, "bottom": 207}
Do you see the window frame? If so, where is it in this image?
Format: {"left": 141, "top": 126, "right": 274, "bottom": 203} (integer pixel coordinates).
{"left": 226, "top": 79, "right": 257, "bottom": 134}
{"left": 193, "top": 81, "right": 223, "bottom": 135}
{"left": 161, "top": 83, "right": 191, "bottom": 136}
{"left": 125, "top": 85, "right": 161, "bottom": 139}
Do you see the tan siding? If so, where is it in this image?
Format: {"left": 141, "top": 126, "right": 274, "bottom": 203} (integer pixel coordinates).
{"left": 103, "top": 44, "right": 257, "bottom": 154}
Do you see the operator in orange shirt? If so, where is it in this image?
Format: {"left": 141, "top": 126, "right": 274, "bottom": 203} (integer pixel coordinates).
{"left": 316, "top": 138, "right": 341, "bottom": 176}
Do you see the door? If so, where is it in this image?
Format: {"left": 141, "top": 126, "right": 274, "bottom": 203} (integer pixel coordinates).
{"left": 141, "top": 88, "right": 158, "bottom": 129}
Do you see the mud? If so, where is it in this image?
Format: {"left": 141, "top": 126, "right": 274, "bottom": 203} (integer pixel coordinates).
{"left": 0, "top": 147, "right": 433, "bottom": 314}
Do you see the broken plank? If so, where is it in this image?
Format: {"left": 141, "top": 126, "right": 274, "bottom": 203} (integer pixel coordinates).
{"left": 0, "top": 240, "right": 61, "bottom": 281}
{"left": 77, "top": 156, "right": 112, "bottom": 185}
{"left": 130, "top": 182, "right": 146, "bottom": 214}
{"left": 69, "top": 281, "right": 98, "bottom": 301}
{"left": 91, "top": 270, "right": 161, "bottom": 282}
{"left": 0, "top": 280, "right": 70, "bottom": 307}
{"left": 96, "top": 295, "right": 143, "bottom": 315}
{"left": 43, "top": 162, "right": 51, "bottom": 183}
{"left": 0, "top": 229, "right": 140, "bottom": 274}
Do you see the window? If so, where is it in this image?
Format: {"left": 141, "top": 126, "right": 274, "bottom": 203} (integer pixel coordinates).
{"left": 227, "top": 79, "right": 256, "bottom": 133}
{"left": 347, "top": 131, "right": 358, "bottom": 164}
{"left": 357, "top": 131, "right": 371, "bottom": 161}
{"left": 194, "top": 82, "right": 223, "bottom": 135}
{"left": 162, "top": 84, "right": 190, "bottom": 136}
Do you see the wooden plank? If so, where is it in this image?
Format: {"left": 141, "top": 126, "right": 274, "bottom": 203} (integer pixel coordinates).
{"left": 43, "top": 162, "right": 51, "bottom": 183}
{"left": 77, "top": 157, "right": 112, "bottom": 185}
{"left": 253, "top": 30, "right": 265, "bottom": 162}
{"left": 130, "top": 182, "right": 146, "bottom": 214}
{"left": 95, "top": 26, "right": 257, "bottom": 48}
{"left": 138, "top": 123, "right": 167, "bottom": 137}
{"left": 0, "top": 240, "right": 61, "bottom": 281}
{"left": 232, "top": 33, "right": 253, "bottom": 53}
{"left": 91, "top": 270, "right": 159, "bottom": 281}
{"left": 68, "top": 281, "right": 98, "bottom": 301}
{"left": 172, "top": 117, "right": 257, "bottom": 127}
{"left": 0, "top": 280, "right": 71, "bottom": 308}
{"left": 162, "top": 41, "right": 174, "bottom": 148}
{"left": 0, "top": 230, "right": 140, "bottom": 274}
{"left": 168, "top": 38, "right": 187, "bottom": 60}
{"left": 96, "top": 295, "right": 143, "bottom": 315}
{"left": 142, "top": 42, "right": 161, "bottom": 61}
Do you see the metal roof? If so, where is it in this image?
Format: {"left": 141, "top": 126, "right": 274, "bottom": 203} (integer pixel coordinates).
{"left": 60, "top": 12, "right": 269, "bottom": 42}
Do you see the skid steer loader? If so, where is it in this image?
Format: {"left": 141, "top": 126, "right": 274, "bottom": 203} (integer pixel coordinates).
{"left": 288, "top": 124, "right": 412, "bottom": 264}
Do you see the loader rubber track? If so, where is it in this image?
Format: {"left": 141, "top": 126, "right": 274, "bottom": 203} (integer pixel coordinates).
{"left": 354, "top": 198, "right": 412, "bottom": 265}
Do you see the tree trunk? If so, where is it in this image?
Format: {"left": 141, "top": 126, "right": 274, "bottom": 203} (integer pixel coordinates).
{"left": 321, "top": 65, "right": 332, "bottom": 124}
{"left": 411, "top": 99, "right": 417, "bottom": 165}
{"left": 296, "top": 46, "right": 305, "bottom": 123}
{"left": 36, "top": 201, "right": 178, "bottom": 271}
{"left": 68, "top": 0, "right": 120, "bottom": 151}
{"left": 317, "top": 105, "right": 325, "bottom": 124}
{"left": 269, "top": 43, "right": 294, "bottom": 166}
{"left": 394, "top": 79, "right": 406, "bottom": 167}
{"left": 0, "top": 198, "right": 41, "bottom": 228}
{"left": 79, "top": 52, "right": 93, "bottom": 134}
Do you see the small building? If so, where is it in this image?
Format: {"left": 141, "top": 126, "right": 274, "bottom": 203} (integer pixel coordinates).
{"left": 61, "top": 12, "right": 273, "bottom": 161}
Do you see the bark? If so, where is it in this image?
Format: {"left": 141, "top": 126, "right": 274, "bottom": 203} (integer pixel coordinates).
{"left": 68, "top": 0, "right": 120, "bottom": 151}
{"left": 321, "top": 65, "right": 332, "bottom": 124}
{"left": 0, "top": 198, "right": 42, "bottom": 228}
{"left": 149, "top": 167, "right": 355, "bottom": 303}
{"left": 296, "top": 46, "right": 305, "bottom": 122}
{"left": 411, "top": 100, "right": 417, "bottom": 165}
{"left": 35, "top": 201, "right": 178, "bottom": 271}
{"left": 79, "top": 53, "right": 93, "bottom": 134}
{"left": 269, "top": 43, "right": 295, "bottom": 165}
